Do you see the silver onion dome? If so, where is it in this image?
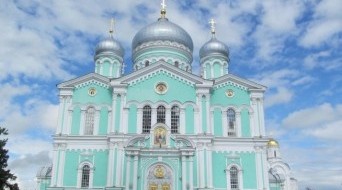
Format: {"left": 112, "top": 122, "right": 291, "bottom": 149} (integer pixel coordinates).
{"left": 132, "top": 18, "right": 193, "bottom": 52}
{"left": 199, "top": 37, "right": 229, "bottom": 59}
{"left": 94, "top": 37, "right": 124, "bottom": 58}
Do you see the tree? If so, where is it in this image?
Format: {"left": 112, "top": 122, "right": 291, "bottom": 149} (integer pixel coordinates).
{"left": 0, "top": 127, "right": 19, "bottom": 190}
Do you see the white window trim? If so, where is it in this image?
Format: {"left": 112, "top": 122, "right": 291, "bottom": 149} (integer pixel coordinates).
{"left": 77, "top": 162, "right": 94, "bottom": 188}
{"left": 226, "top": 164, "right": 243, "bottom": 190}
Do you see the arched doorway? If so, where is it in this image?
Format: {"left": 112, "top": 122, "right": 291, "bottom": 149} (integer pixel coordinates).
{"left": 146, "top": 164, "right": 173, "bottom": 190}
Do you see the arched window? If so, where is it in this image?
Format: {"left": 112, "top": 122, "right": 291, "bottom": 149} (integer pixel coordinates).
{"left": 157, "top": 106, "right": 166, "bottom": 124}
{"left": 142, "top": 106, "right": 152, "bottom": 133}
{"left": 81, "top": 165, "right": 90, "bottom": 188}
{"left": 230, "top": 166, "right": 239, "bottom": 190}
{"left": 145, "top": 60, "right": 149, "bottom": 67}
{"left": 85, "top": 107, "right": 95, "bottom": 135}
{"left": 171, "top": 106, "right": 180, "bottom": 133}
{"left": 227, "top": 108, "right": 236, "bottom": 136}
{"left": 175, "top": 61, "right": 179, "bottom": 68}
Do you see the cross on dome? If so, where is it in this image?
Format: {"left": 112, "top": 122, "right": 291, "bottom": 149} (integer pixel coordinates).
{"left": 209, "top": 18, "right": 216, "bottom": 36}
{"left": 160, "top": 0, "right": 167, "bottom": 18}
{"left": 109, "top": 18, "right": 115, "bottom": 38}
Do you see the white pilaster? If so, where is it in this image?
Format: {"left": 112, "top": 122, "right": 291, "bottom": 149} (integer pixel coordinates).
{"left": 222, "top": 110, "right": 228, "bottom": 137}
{"left": 133, "top": 155, "right": 139, "bottom": 190}
{"left": 194, "top": 108, "right": 200, "bottom": 134}
{"left": 189, "top": 157, "right": 194, "bottom": 190}
{"left": 262, "top": 148, "right": 270, "bottom": 190}
{"left": 94, "top": 109, "right": 100, "bottom": 135}
{"left": 251, "top": 98, "right": 259, "bottom": 137}
{"left": 210, "top": 65, "right": 214, "bottom": 79}
{"left": 51, "top": 144, "right": 59, "bottom": 186}
{"left": 151, "top": 108, "right": 157, "bottom": 125}
{"left": 106, "top": 143, "right": 115, "bottom": 186}
{"left": 236, "top": 112, "right": 241, "bottom": 137}
{"left": 107, "top": 110, "right": 112, "bottom": 133}
{"left": 109, "top": 63, "right": 113, "bottom": 78}
{"left": 210, "top": 110, "right": 215, "bottom": 135}
{"left": 207, "top": 144, "right": 213, "bottom": 187}
{"left": 79, "top": 110, "right": 86, "bottom": 135}
{"left": 62, "top": 96, "right": 72, "bottom": 134}
{"left": 116, "top": 143, "right": 124, "bottom": 186}
{"left": 180, "top": 109, "right": 185, "bottom": 134}
{"left": 110, "top": 94, "right": 117, "bottom": 133}
{"left": 66, "top": 109, "right": 73, "bottom": 135}
{"left": 137, "top": 108, "right": 143, "bottom": 133}
{"left": 56, "top": 96, "right": 65, "bottom": 134}
{"left": 258, "top": 98, "right": 266, "bottom": 136}
{"left": 256, "top": 148, "right": 263, "bottom": 190}
{"left": 206, "top": 96, "right": 211, "bottom": 134}
{"left": 182, "top": 155, "right": 187, "bottom": 190}
{"left": 249, "top": 112, "right": 255, "bottom": 137}
{"left": 122, "top": 107, "right": 129, "bottom": 134}
{"left": 125, "top": 156, "right": 131, "bottom": 190}
{"left": 57, "top": 144, "right": 66, "bottom": 186}
{"left": 166, "top": 108, "right": 171, "bottom": 127}
{"left": 119, "top": 94, "right": 125, "bottom": 133}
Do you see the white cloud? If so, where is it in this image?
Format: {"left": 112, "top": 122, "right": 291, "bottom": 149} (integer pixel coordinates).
{"left": 300, "top": 0, "right": 342, "bottom": 47}
{"left": 265, "top": 87, "right": 293, "bottom": 108}
{"left": 282, "top": 103, "right": 341, "bottom": 129}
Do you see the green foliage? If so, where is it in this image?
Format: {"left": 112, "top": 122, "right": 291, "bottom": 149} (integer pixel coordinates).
{"left": 0, "top": 127, "right": 19, "bottom": 190}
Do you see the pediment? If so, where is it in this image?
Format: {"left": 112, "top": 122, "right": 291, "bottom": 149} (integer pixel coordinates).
{"left": 57, "top": 73, "right": 110, "bottom": 89}
{"left": 111, "top": 61, "right": 212, "bottom": 87}
{"left": 214, "top": 74, "right": 266, "bottom": 92}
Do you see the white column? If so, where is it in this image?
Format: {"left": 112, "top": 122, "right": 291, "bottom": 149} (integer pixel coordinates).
{"left": 236, "top": 112, "right": 242, "bottom": 137}
{"left": 137, "top": 108, "right": 143, "bottom": 133}
{"left": 182, "top": 155, "right": 187, "bottom": 190}
{"left": 151, "top": 107, "right": 157, "bottom": 125}
{"left": 125, "top": 156, "right": 131, "bottom": 190}
{"left": 249, "top": 112, "right": 255, "bottom": 137}
{"left": 180, "top": 109, "right": 185, "bottom": 134}
{"left": 258, "top": 99, "right": 266, "bottom": 136}
{"left": 210, "top": 110, "right": 215, "bottom": 135}
{"left": 210, "top": 65, "right": 214, "bottom": 79}
{"left": 56, "top": 96, "right": 65, "bottom": 134}
{"left": 111, "top": 94, "right": 117, "bottom": 133}
{"left": 107, "top": 110, "right": 112, "bottom": 134}
{"left": 206, "top": 96, "right": 210, "bottom": 134}
{"left": 261, "top": 148, "right": 270, "bottom": 190}
{"left": 116, "top": 64, "right": 121, "bottom": 77}
{"left": 122, "top": 107, "right": 129, "bottom": 134}
{"left": 197, "top": 95, "right": 203, "bottom": 134}
{"left": 79, "top": 110, "right": 86, "bottom": 135}
{"left": 62, "top": 96, "right": 71, "bottom": 134}
{"left": 256, "top": 148, "right": 263, "bottom": 190}
{"left": 251, "top": 98, "right": 259, "bottom": 136}
{"left": 133, "top": 155, "right": 139, "bottom": 190}
{"left": 94, "top": 109, "right": 100, "bottom": 135}
{"left": 66, "top": 109, "right": 73, "bottom": 134}
{"left": 119, "top": 94, "right": 126, "bottom": 133}
{"left": 109, "top": 63, "right": 113, "bottom": 78}
{"left": 198, "top": 145, "right": 205, "bottom": 188}
{"left": 106, "top": 143, "right": 115, "bottom": 186}
{"left": 189, "top": 157, "right": 194, "bottom": 190}
{"left": 116, "top": 143, "right": 124, "bottom": 186}
{"left": 166, "top": 108, "right": 171, "bottom": 127}
{"left": 57, "top": 144, "right": 66, "bottom": 186}
{"left": 51, "top": 144, "right": 59, "bottom": 186}
{"left": 194, "top": 108, "right": 201, "bottom": 134}
{"left": 207, "top": 145, "right": 213, "bottom": 187}
{"left": 222, "top": 110, "right": 228, "bottom": 137}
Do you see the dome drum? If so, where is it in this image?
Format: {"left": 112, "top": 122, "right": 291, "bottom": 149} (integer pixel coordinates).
{"left": 199, "top": 38, "right": 229, "bottom": 61}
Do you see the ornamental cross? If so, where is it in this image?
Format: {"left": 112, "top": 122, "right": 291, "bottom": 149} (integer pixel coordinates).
{"left": 109, "top": 18, "right": 115, "bottom": 37}
{"left": 209, "top": 18, "right": 216, "bottom": 34}
{"left": 161, "top": 0, "right": 167, "bottom": 10}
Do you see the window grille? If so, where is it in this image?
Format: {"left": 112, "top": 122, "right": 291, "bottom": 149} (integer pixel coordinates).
{"left": 142, "top": 106, "right": 152, "bottom": 133}
{"left": 157, "top": 106, "right": 166, "bottom": 124}
{"left": 81, "top": 165, "right": 90, "bottom": 188}
{"left": 227, "top": 108, "right": 236, "bottom": 136}
{"left": 85, "top": 107, "right": 95, "bottom": 135}
{"left": 171, "top": 106, "right": 180, "bottom": 133}
{"left": 230, "top": 166, "right": 239, "bottom": 190}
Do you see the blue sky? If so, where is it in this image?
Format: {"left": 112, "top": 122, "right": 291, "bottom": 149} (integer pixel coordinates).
{"left": 0, "top": 0, "right": 341, "bottom": 189}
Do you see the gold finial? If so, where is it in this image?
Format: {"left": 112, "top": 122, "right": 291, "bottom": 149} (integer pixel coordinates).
{"left": 160, "top": 0, "right": 167, "bottom": 18}
{"left": 209, "top": 18, "right": 216, "bottom": 37}
{"left": 109, "top": 18, "right": 115, "bottom": 38}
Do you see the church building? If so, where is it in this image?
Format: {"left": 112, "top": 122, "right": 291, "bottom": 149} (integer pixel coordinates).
{"left": 36, "top": 2, "right": 298, "bottom": 190}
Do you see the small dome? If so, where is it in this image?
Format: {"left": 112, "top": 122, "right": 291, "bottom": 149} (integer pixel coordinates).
{"left": 267, "top": 139, "right": 279, "bottom": 148}
{"left": 95, "top": 37, "right": 124, "bottom": 58}
{"left": 199, "top": 37, "right": 229, "bottom": 59}
{"left": 132, "top": 18, "right": 193, "bottom": 51}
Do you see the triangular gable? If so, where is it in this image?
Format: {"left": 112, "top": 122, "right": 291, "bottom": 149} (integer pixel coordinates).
{"left": 113, "top": 61, "right": 212, "bottom": 86}
{"left": 57, "top": 73, "right": 110, "bottom": 89}
{"left": 214, "top": 74, "right": 266, "bottom": 92}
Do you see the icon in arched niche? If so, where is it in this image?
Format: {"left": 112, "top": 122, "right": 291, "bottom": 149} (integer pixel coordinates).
{"left": 147, "top": 164, "right": 172, "bottom": 190}
{"left": 154, "top": 127, "right": 166, "bottom": 147}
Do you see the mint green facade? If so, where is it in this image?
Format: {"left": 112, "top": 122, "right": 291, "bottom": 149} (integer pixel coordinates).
{"left": 36, "top": 6, "right": 297, "bottom": 190}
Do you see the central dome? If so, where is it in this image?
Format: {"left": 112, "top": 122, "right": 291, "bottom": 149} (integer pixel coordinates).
{"left": 132, "top": 18, "right": 193, "bottom": 51}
